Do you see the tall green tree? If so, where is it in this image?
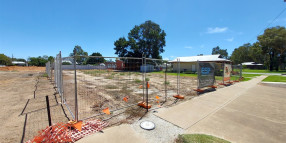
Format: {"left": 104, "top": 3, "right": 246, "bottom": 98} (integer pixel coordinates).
{"left": 249, "top": 42, "right": 266, "bottom": 65}
{"left": 114, "top": 20, "right": 166, "bottom": 58}
{"left": 257, "top": 26, "right": 286, "bottom": 71}
{"left": 0, "top": 54, "right": 12, "bottom": 65}
{"left": 211, "top": 46, "right": 228, "bottom": 59}
{"left": 86, "top": 52, "right": 105, "bottom": 64}
{"left": 48, "top": 56, "right": 54, "bottom": 63}
{"left": 69, "top": 45, "right": 88, "bottom": 64}
{"left": 230, "top": 43, "right": 253, "bottom": 64}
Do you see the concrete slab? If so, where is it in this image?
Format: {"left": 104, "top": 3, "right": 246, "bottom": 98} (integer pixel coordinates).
{"left": 226, "top": 85, "right": 286, "bottom": 123}
{"left": 155, "top": 99, "right": 218, "bottom": 129}
{"left": 76, "top": 124, "right": 147, "bottom": 143}
{"left": 184, "top": 80, "right": 286, "bottom": 143}
{"left": 155, "top": 76, "right": 267, "bottom": 129}
{"left": 186, "top": 107, "right": 286, "bottom": 143}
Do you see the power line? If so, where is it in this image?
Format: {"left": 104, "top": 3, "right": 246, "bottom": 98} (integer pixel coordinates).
{"left": 247, "top": 6, "right": 286, "bottom": 44}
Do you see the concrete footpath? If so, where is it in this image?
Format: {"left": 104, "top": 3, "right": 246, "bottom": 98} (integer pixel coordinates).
{"left": 77, "top": 124, "right": 147, "bottom": 143}
{"left": 155, "top": 76, "right": 286, "bottom": 143}
{"left": 76, "top": 76, "right": 286, "bottom": 143}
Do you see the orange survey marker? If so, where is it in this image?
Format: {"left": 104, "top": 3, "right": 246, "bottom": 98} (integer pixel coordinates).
{"left": 155, "top": 96, "right": 160, "bottom": 99}
{"left": 173, "top": 95, "right": 184, "bottom": 99}
{"left": 137, "top": 101, "right": 151, "bottom": 109}
{"left": 102, "top": 107, "right": 110, "bottom": 115}
{"left": 147, "top": 82, "right": 150, "bottom": 88}
{"left": 123, "top": 96, "right": 128, "bottom": 102}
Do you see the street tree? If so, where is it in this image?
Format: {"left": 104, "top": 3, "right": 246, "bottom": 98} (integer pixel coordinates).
{"left": 211, "top": 46, "right": 228, "bottom": 59}
{"left": 114, "top": 20, "right": 166, "bottom": 59}
{"left": 86, "top": 52, "right": 105, "bottom": 64}
{"left": 69, "top": 45, "right": 88, "bottom": 64}
{"left": 257, "top": 26, "right": 286, "bottom": 71}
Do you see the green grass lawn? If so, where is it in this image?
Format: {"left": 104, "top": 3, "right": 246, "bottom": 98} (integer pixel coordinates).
{"left": 242, "top": 69, "right": 286, "bottom": 74}
{"left": 176, "top": 134, "right": 230, "bottom": 143}
{"left": 152, "top": 71, "right": 197, "bottom": 77}
{"left": 262, "top": 75, "right": 286, "bottom": 82}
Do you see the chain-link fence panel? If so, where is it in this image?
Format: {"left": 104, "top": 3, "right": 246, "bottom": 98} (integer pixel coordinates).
{"left": 232, "top": 64, "right": 242, "bottom": 81}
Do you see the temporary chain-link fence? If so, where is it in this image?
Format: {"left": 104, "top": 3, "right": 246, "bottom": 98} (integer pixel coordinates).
{"left": 232, "top": 64, "right": 242, "bottom": 81}
{"left": 33, "top": 51, "right": 241, "bottom": 142}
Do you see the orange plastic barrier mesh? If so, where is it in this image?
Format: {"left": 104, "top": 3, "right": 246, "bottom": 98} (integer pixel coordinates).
{"left": 26, "top": 119, "right": 108, "bottom": 143}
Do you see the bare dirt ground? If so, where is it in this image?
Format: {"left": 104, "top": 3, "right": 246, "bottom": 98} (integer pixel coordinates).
{"left": 0, "top": 67, "right": 68, "bottom": 143}
{"left": 0, "top": 66, "right": 45, "bottom": 71}
{"left": 61, "top": 69, "right": 228, "bottom": 127}
{"left": 0, "top": 67, "right": 234, "bottom": 143}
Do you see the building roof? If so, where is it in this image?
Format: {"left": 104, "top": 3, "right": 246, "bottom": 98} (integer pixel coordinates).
{"left": 12, "top": 61, "right": 26, "bottom": 65}
{"left": 171, "top": 54, "right": 231, "bottom": 62}
{"left": 241, "top": 62, "right": 263, "bottom": 66}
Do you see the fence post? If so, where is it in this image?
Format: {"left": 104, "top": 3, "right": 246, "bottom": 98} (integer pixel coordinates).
{"left": 142, "top": 55, "right": 145, "bottom": 102}
{"left": 146, "top": 81, "right": 148, "bottom": 112}
{"left": 177, "top": 58, "right": 180, "bottom": 95}
{"left": 73, "top": 49, "right": 78, "bottom": 121}
{"left": 59, "top": 51, "right": 64, "bottom": 103}
{"left": 165, "top": 62, "right": 167, "bottom": 102}
{"left": 46, "top": 95, "right": 52, "bottom": 126}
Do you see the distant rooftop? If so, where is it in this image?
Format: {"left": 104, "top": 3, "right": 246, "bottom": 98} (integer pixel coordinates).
{"left": 172, "top": 54, "right": 230, "bottom": 62}
{"left": 241, "top": 62, "right": 263, "bottom": 66}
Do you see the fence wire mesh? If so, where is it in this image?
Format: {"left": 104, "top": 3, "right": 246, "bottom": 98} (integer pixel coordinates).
{"left": 39, "top": 51, "right": 241, "bottom": 143}
{"left": 232, "top": 64, "right": 242, "bottom": 81}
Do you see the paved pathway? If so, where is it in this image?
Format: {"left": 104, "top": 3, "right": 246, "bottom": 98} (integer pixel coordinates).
{"left": 155, "top": 76, "right": 286, "bottom": 143}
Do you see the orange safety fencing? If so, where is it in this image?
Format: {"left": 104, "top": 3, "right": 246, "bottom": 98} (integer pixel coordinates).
{"left": 26, "top": 119, "right": 108, "bottom": 143}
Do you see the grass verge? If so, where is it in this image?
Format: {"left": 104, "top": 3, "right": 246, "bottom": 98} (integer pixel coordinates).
{"left": 176, "top": 134, "right": 230, "bottom": 143}
{"left": 242, "top": 69, "right": 286, "bottom": 74}
{"left": 262, "top": 75, "right": 286, "bottom": 82}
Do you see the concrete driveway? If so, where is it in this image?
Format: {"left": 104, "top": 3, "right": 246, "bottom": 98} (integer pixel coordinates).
{"left": 155, "top": 76, "right": 286, "bottom": 143}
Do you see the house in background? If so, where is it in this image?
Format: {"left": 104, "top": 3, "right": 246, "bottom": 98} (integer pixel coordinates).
{"left": 241, "top": 62, "right": 264, "bottom": 69}
{"left": 12, "top": 61, "right": 26, "bottom": 66}
{"left": 171, "top": 54, "right": 231, "bottom": 72}
{"left": 116, "top": 60, "right": 125, "bottom": 70}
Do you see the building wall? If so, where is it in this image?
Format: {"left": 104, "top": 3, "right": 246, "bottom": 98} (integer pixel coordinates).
{"left": 172, "top": 62, "right": 197, "bottom": 72}
{"left": 172, "top": 62, "right": 223, "bottom": 73}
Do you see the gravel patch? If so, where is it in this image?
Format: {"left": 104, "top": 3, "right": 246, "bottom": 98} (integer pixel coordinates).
{"left": 131, "top": 111, "right": 184, "bottom": 143}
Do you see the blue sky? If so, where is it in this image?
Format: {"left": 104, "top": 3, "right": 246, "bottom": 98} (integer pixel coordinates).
{"left": 0, "top": 0, "right": 286, "bottom": 60}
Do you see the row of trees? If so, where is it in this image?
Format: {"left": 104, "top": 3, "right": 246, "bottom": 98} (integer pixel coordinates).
{"left": 230, "top": 26, "right": 286, "bottom": 71}
{"left": 69, "top": 45, "right": 104, "bottom": 65}
{"left": 0, "top": 54, "right": 54, "bottom": 66}
{"left": 28, "top": 56, "right": 54, "bottom": 66}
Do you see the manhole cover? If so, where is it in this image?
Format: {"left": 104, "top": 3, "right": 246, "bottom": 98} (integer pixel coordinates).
{"left": 140, "top": 121, "right": 155, "bottom": 130}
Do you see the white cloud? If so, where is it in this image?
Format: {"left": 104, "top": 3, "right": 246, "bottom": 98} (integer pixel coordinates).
{"left": 184, "top": 46, "right": 193, "bottom": 49}
{"left": 163, "top": 57, "right": 169, "bottom": 60}
{"left": 225, "top": 37, "right": 234, "bottom": 42}
{"left": 207, "top": 27, "right": 228, "bottom": 34}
